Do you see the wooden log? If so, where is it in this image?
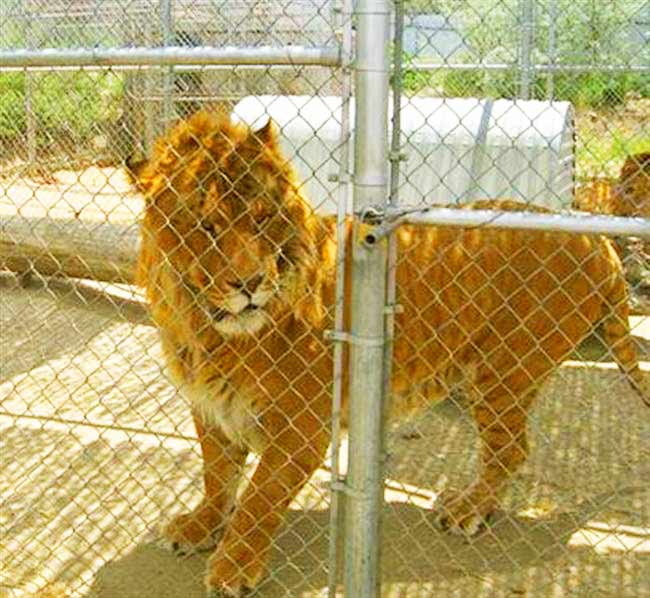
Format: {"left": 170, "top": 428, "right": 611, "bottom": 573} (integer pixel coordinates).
{"left": 0, "top": 214, "right": 139, "bottom": 284}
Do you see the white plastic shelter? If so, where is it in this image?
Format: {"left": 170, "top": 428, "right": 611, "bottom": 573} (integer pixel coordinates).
{"left": 233, "top": 95, "right": 575, "bottom": 214}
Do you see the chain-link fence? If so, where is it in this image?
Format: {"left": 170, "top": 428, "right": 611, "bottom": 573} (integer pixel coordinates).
{"left": 1, "top": 1, "right": 649, "bottom": 597}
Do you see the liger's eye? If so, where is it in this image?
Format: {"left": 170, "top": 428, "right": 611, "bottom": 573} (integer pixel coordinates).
{"left": 255, "top": 213, "right": 273, "bottom": 227}
{"left": 201, "top": 220, "right": 218, "bottom": 234}
{"left": 276, "top": 246, "right": 291, "bottom": 270}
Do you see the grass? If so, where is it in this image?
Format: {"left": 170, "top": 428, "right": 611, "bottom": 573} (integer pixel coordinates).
{"left": 574, "top": 100, "right": 650, "bottom": 181}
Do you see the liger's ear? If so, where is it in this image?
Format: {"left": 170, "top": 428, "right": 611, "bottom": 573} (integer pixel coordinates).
{"left": 124, "top": 155, "right": 148, "bottom": 189}
{"left": 250, "top": 118, "right": 278, "bottom": 149}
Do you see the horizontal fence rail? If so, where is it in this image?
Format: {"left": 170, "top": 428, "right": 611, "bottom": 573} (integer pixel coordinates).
{"left": 3, "top": 53, "right": 647, "bottom": 74}
{"left": 0, "top": 45, "right": 342, "bottom": 68}
{"left": 365, "top": 208, "right": 650, "bottom": 246}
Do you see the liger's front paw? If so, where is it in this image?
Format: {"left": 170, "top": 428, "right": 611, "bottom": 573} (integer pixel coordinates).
{"left": 206, "top": 586, "right": 253, "bottom": 598}
{"left": 161, "top": 504, "right": 225, "bottom": 555}
{"left": 434, "top": 486, "right": 498, "bottom": 537}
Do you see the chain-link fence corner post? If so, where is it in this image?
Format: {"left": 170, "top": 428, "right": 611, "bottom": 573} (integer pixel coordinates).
{"left": 343, "top": 0, "right": 392, "bottom": 596}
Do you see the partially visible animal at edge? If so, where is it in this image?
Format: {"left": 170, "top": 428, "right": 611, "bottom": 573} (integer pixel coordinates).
{"left": 574, "top": 152, "right": 650, "bottom": 291}
{"left": 574, "top": 152, "right": 650, "bottom": 218}
{"left": 127, "top": 110, "right": 649, "bottom": 597}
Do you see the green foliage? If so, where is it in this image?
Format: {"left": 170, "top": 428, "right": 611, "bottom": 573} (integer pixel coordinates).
{"left": 403, "top": 0, "right": 649, "bottom": 106}
{"left": 437, "top": 69, "right": 648, "bottom": 107}
{"left": 536, "top": 0, "right": 646, "bottom": 67}
{"left": 0, "top": 73, "right": 26, "bottom": 137}
{"left": 441, "top": 69, "right": 484, "bottom": 97}
{"left": 0, "top": 13, "right": 125, "bottom": 154}
{"left": 552, "top": 73, "right": 638, "bottom": 108}
{"left": 400, "top": 52, "right": 435, "bottom": 93}
{"left": 441, "top": 68, "right": 533, "bottom": 100}
{"left": 575, "top": 119, "right": 650, "bottom": 181}
{"left": 0, "top": 71, "right": 124, "bottom": 150}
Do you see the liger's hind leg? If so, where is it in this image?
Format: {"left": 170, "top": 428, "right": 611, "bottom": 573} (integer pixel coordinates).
{"left": 437, "top": 382, "right": 537, "bottom": 536}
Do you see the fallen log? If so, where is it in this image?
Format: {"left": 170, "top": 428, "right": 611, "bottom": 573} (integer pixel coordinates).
{"left": 0, "top": 214, "right": 139, "bottom": 284}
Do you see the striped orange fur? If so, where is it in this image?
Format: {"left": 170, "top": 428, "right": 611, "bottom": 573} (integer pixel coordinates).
{"left": 574, "top": 152, "right": 650, "bottom": 218}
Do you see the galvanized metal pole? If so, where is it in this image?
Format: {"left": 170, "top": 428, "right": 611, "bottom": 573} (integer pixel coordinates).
{"left": 21, "top": 3, "right": 36, "bottom": 168}
{"left": 160, "top": 0, "right": 174, "bottom": 125}
{"left": 143, "top": 18, "right": 155, "bottom": 156}
{"left": 0, "top": 46, "right": 342, "bottom": 68}
{"left": 327, "top": 0, "right": 354, "bottom": 594}
{"left": 364, "top": 207, "right": 650, "bottom": 244}
{"left": 546, "top": 0, "right": 557, "bottom": 99}
{"left": 344, "top": 0, "right": 391, "bottom": 596}
{"left": 519, "top": 0, "right": 535, "bottom": 99}
{"left": 384, "top": 0, "right": 404, "bottom": 430}
{"left": 389, "top": 1, "right": 405, "bottom": 207}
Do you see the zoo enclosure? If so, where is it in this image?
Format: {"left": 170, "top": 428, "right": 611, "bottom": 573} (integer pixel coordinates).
{"left": 1, "top": 1, "right": 649, "bottom": 598}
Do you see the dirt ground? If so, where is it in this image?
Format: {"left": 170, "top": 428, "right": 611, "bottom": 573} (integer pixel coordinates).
{"left": 1, "top": 273, "right": 649, "bottom": 598}
{"left": 1, "top": 167, "right": 649, "bottom": 598}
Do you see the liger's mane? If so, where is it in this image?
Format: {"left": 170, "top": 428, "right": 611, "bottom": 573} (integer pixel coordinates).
{"left": 132, "top": 110, "right": 337, "bottom": 333}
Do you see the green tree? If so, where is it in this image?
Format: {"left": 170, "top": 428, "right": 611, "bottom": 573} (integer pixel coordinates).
{"left": 402, "top": 0, "right": 649, "bottom": 105}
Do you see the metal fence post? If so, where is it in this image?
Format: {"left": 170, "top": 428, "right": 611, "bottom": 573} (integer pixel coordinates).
{"left": 546, "top": 0, "right": 558, "bottom": 99}
{"left": 21, "top": 2, "right": 37, "bottom": 168}
{"left": 344, "top": 0, "right": 391, "bottom": 596}
{"left": 385, "top": 0, "right": 403, "bottom": 437}
{"left": 327, "top": 0, "right": 354, "bottom": 595}
{"left": 519, "top": 0, "right": 535, "bottom": 99}
{"left": 160, "top": 0, "right": 174, "bottom": 126}
{"left": 143, "top": 16, "right": 155, "bottom": 155}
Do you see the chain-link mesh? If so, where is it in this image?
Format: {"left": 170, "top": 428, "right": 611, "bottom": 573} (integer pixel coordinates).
{"left": 1, "top": 2, "right": 348, "bottom": 597}
{"left": 1, "top": 1, "right": 649, "bottom": 598}
{"left": 0, "top": 0, "right": 340, "bottom": 169}
{"left": 379, "top": 1, "right": 649, "bottom": 597}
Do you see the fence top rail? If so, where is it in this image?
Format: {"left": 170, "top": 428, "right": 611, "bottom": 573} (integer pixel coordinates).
{"left": 0, "top": 45, "right": 341, "bottom": 68}
{"left": 364, "top": 207, "right": 650, "bottom": 246}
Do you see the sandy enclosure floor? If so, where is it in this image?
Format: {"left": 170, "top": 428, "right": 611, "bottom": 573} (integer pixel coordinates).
{"left": 0, "top": 167, "right": 142, "bottom": 225}
{"left": 1, "top": 276, "right": 649, "bottom": 598}
{"left": 1, "top": 167, "right": 650, "bottom": 598}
